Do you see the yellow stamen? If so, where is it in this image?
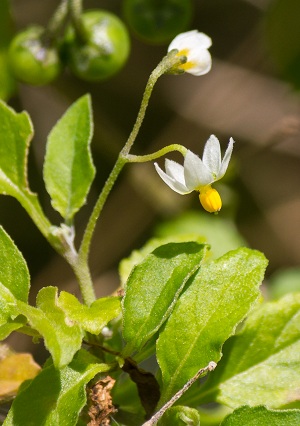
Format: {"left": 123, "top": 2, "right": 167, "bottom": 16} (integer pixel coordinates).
{"left": 199, "top": 186, "right": 222, "bottom": 213}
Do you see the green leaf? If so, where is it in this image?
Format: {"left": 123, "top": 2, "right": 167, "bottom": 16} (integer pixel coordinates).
{"left": 58, "top": 291, "right": 121, "bottom": 334}
{"left": 16, "top": 287, "right": 83, "bottom": 368}
{"left": 3, "top": 349, "right": 111, "bottom": 426}
{"left": 156, "top": 248, "right": 267, "bottom": 404}
{"left": 159, "top": 406, "right": 200, "bottom": 425}
{"left": 0, "top": 100, "right": 33, "bottom": 194}
{"left": 221, "top": 405, "right": 300, "bottom": 425}
{"left": 0, "top": 100, "right": 50, "bottom": 231}
{"left": 43, "top": 94, "right": 95, "bottom": 221}
{"left": 199, "top": 292, "right": 300, "bottom": 409}
{"left": 0, "top": 226, "right": 30, "bottom": 339}
{"left": 122, "top": 242, "right": 208, "bottom": 356}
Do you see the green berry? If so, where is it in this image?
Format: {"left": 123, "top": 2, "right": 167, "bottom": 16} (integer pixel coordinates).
{"left": 123, "top": 0, "right": 193, "bottom": 44}
{"left": 8, "top": 26, "right": 61, "bottom": 85}
{"left": 64, "top": 10, "right": 130, "bottom": 81}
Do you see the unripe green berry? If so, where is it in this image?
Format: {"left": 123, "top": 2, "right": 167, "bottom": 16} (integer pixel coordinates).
{"left": 64, "top": 10, "right": 130, "bottom": 82}
{"left": 8, "top": 26, "right": 61, "bottom": 86}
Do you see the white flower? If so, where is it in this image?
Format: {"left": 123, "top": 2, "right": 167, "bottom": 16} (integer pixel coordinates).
{"left": 154, "top": 135, "right": 234, "bottom": 213}
{"left": 168, "top": 30, "right": 212, "bottom": 76}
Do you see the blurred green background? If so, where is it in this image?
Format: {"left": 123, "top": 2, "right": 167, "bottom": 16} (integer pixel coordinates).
{"left": 2, "top": 0, "right": 300, "bottom": 359}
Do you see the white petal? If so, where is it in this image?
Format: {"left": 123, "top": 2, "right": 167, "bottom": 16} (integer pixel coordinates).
{"left": 154, "top": 163, "right": 191, "bottom": 194}
{"left": 217, "top": 137, "right": 234, "bottom": 180}
{"left": 168, "top": 30, "right": 212, "bottom": 52}
{"left": 184, "top": 150, "right": 213, "bottom": 189}
{"left": 186, "top": 49, "right": 212, "bottom": 76}
{"left": 202, "top": 135, "right": 221, "bottom": 176}
{"left": 165, "top": 159, "right": 185, "bottom": 185}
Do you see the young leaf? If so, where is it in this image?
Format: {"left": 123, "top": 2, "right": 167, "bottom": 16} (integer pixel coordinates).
{"left": 0, "top": 100, "right": 33, "bottom": 194}
{"left": 58, "top": 291, "right": 121, "bottom": 334}
{"left": 16, "top": 287, "right": 83, "bottom": 368}
{"left": 0, "top": 226, "right": 30, "bottom": 339}
{"left": 198, "top": 293, "right": 300, "bottom": 409}
{"left": 0, "top": 100, "right": 50, "bottom": 234}
{"left": 3, "top": 349, "right": 112, "bottom": 426}
{"left": 221, "top": 405, "right": 300, "bottom": 425}
{"left": 43, "top": 94, "right": 95, "bottom": 221}
{"left": 122, "top": 242, "right": 208, "bottom": 356}
{"left": 159, "top": 406, "right": 200, "bottom": 426}
{"left": 156, "top": 247, "right": 267, "bottom": 404}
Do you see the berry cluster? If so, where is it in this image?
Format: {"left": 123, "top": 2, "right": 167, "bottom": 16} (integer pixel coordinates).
{"left": 8, "top": 0, "right": 193, "bottom": 86}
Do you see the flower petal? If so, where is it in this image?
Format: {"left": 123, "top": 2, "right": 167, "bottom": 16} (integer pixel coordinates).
{"left": 184, "top": 150, "right": 213, "bottom": 189}
{"left": 154, "top": 162, "right": 191, "bottom": 194}
{"left": 168, "top": 30, "right": 212, "bottom": 53}
{"left": 165, "top": 159, "right": 185, "bottom": 185}
{"left": 217, "top": 137, "right": 234, "bottom": 180}
{"left": 202, "top": 135, "right": 221, "bottom": 176}
{"left": 184, "top": 49, "right": 212, "bottom": 76}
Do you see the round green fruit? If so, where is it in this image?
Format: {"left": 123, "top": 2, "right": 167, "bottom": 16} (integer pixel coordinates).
{"left": 123, "top": 0, "right": 193, "bottom": 44}
{"left": 64, "top": 10, "right": 130, "bottom": 81}
{"left": 8, "top": 26, "right": 61, "bottom": 85}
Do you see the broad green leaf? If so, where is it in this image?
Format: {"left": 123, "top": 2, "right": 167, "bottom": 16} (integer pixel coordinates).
{"left": 16, "top": 287, "right": 83, "bottom": 368}
{"left": 0, "top": 100, "right": 48, "bottom": 227}
{"left": 157, "top": 248, "right": 267, "bottom": 404}
{"left": 119, "top": 234, "right": 205, "bottom": 286}
{"left": 199, "top": 293, "right": 300, "bottom": 409}
{"left": 0, "top": 100, "right": 33, "bottom": 193}
{"left": 58, "top": 291, "right": 121, "bottom": 334}
{"left": 0, "top": 345, "right": 40, "bottom": 400}
{"left": 3, "top": 349, "right": 111, "bottom": 426}
{"left": 122, "top": 242, "right": 208, "bottom": 356}
{"left": 159, "top": 406, "right": 200, "bottom": 425}
{"left": 0, "top": 226, "right": 30, "bottom": 339}
{"left": 43, "top": 94, "right": 95, "bottom": 221}
{"left": 221, "top": 405, "right": 300, "bottom": 425}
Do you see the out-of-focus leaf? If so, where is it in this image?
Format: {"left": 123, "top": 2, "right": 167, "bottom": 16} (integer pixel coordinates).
{"left": 43, "top": 94, "right": 95, "bottom": 221}
{"left": 122, "top": 242, "right": 208, "bottom": 356}
{"left": 199, "top": 293, "right": 300, "bottom": 409}
{"left": 16, "top": 287, "right": 83, "bottom": 368}
{"left": 3, "top": 349, "right": 111, "bottom": 426}
{"left": 0, "top": 226, "right": 30, "bottom": 340}
{"left": 58, "top": 291, "right": 121, "bottom": 334}
{"left": 157, "top": 248, "right": 267, "bottom": 404}
{"left": 159, "top": 406, "right": 200, "bottom": 425}
{"left": 155, "top": 211, "right": 246, "bottom": 259}
{"left": 221, "top": 405, "right": 300, "bottom": 425}
{"left": 0, "top": 344, "right": 40, "bottom": 401}
{"left": 265, "top": 0, "right": 300, "bottom": 89}
{"left": 0, "top": 0, "right": 16, "bottom": 100}
{"left": 269, "top": 267, "right": 300, "bottom": 299}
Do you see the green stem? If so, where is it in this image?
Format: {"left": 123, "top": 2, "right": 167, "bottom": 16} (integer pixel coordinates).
{"left": 121, "top": 51, "right": 181, "bottom": 157}
{"left": 77, "top": 50, "right": 188, "bottom": 299}
{"left": 127, "top": 144, "right": 187, "bottom": 163}
{"left": 78, "top": 156, "right": 127, "bottom": 265}
{"left": 69, "top": 0, "right": 87, "bottom": 43}
{"left": 43, "top": 0, "right": 69, "bottom": 43}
